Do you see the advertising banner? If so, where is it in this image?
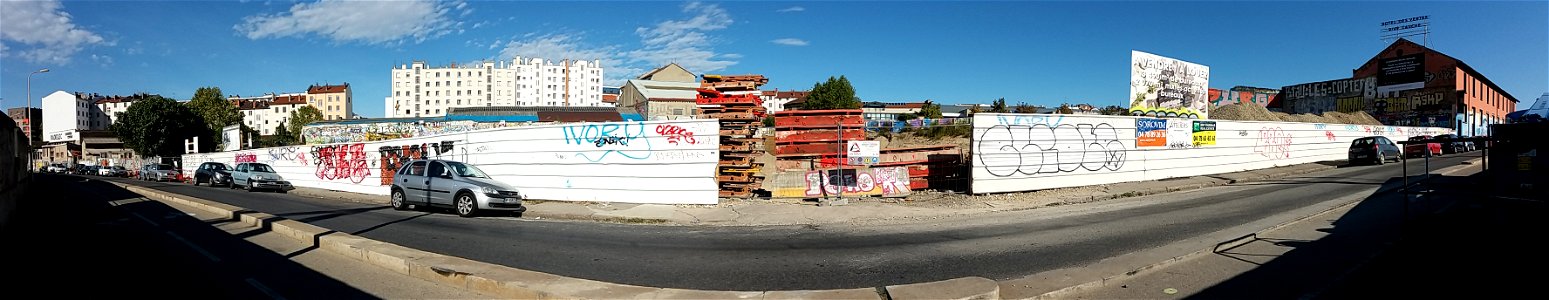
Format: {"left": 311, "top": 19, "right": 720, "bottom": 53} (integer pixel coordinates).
{"left": 1130, "top": 51, "right": 1211, "bottom": 119}
{"left": 1136, "top": 118, "right": 1167, "bottom": 147}
{"left": 1192, "top": 121, "right": 1217, "bottom": 146}
{"left": 1378, "top": 54, "right": 1426, "bottom": 91}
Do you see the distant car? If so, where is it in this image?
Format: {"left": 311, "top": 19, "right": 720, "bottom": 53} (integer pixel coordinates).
{"left": 1404, "top": 135, "right": 1444, "bottom": 158}
{"left": 97, "top": 166, "right": 121, "bottom": 177}
{"left": 1434, "top": 134, "right": 1468, "bottom": 154}
{"left": 388, "top": 159, "right": 525, "bottom": 217}
{"left": 45, "top": 164, "right": 66, "bottom": 173}
{"left": 193, "top": 162, "right": 234, "bottom": 187}
{"left": 108, "top": 166, "right": 128, "bottom": 177}
{"left": 139, "top": 163, "right": 180, "bottom": 181}
{"left": 230, "top": 162, "right": 292, "bottom": 192}
{"left": 1349, "top": 136, "right": 1402, "bottom": 165}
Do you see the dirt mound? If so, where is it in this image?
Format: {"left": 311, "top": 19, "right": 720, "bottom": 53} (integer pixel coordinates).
{"left": 1210, "top": 103, "right": 1381, "bottom": 125}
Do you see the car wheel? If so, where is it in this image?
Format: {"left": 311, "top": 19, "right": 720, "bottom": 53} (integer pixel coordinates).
{"left": 456, "top": 193, "right": 479, "bottom": 218}
{"left": 390, "top": 189, "right": 409, "bottom": 211}
{"left": 246, "top": 181, "right": 255, "bottom": 192}
{"left": 192, "top": 177, "right": 201, "bottom": 186}
{"left": 1375, "top": 154, "right": 1385, "bottom": 165}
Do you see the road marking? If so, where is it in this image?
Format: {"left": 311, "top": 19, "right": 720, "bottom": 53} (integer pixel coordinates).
{"left": 245, "top": 278, "right": 287, "bottom": 300}
{"left": 165, "top": 231, "right": 221, "bottom": 262}
{"left": 128, "top": 212, "right": 162, "bottom": 227}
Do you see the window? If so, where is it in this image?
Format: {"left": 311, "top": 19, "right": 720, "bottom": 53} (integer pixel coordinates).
{"left": 427, "top": 162, "right": 449, "bottom": 178}
{"left": 405, "top": 161, "right": 427, "bottom": 176}
{"left": 673, "top": 108, "right": 685, "bottom": 115}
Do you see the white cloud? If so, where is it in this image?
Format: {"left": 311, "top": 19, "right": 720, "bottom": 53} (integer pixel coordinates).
{"left": 0, "top": 0, "right": 108, "bottom": 64}
{"left": 235, "top": 0, "right": 471, "bottom": 45}
{"left": 777, "top": 6, "right": 804, "bottom": 13}
{"left": 497, "top": 2, "right": 740, "bottom": 86}
{"left": 90, "top": 54, "right": 113, "bottom": 66}
{"left": 770, "top": 38, "right": 808, "bottom": 46}
{"left": 625, "top": 1, "right": 736, "bottom": 74}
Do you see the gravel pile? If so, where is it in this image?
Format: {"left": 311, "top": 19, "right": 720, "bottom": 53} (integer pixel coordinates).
{"left": 1211, "top": 103, "right": 1382, "bottom": 125}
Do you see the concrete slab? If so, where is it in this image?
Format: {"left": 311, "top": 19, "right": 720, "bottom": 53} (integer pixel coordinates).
{"left": 886, "top": 277, "right": 999, "bottom": 300}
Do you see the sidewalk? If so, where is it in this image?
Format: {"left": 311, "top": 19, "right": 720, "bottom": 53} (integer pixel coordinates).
{"left": 292, "top": 161, "right": 1341, "bottom": 226}
{"left": 1054, "top": 160, "right": 1531, "bottom": 300}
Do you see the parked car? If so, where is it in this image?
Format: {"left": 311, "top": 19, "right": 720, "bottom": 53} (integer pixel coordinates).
{"left": 45, "top": 164, "right": 67, "bottom": 173}
{"left": 97, "top": 166, "right": 123, "bottom": 177}
{"left": 139, "top": 163, "right": 180, "bottom": 181}
{"left": 193, "top": 162, "right": 234, "bottom": 187}
{"left": 108, "top": 166, "right": 128, "bottom": 177}
{"left": 230, "top": 162, "right": 292, "bottom": 192}
{"left": 1349, "top": 136, "right": 1402, "bottom": 165}
{"left": 388, "top": 159, "right": 525, "bottom": 217}
{"left": 1434, "top": 134, "right": 1468, "bottom": 154}
{"left": 1404, "top": 135, "right": 1444, "bottom": 158}
{"left": 1458, "top": 135, "right": 1478, "bottom": 152}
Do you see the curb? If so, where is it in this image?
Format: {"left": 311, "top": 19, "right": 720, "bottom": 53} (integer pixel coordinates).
{"left": 97, "top": 178, "right": 990, "bottom": 300}
{"left": 1019, "top": 158, "right": 1483, "bottom": 300}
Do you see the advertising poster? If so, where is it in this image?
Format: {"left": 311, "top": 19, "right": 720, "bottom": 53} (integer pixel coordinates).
{"left": 1192, "top": 121, "right": 1218, "bottom": 146}
{"left": 1136, "top": 118, "right": 1167, "bottom": 147}
{"left": 1130, "top": 51, "right": 1211, "bottom": 119}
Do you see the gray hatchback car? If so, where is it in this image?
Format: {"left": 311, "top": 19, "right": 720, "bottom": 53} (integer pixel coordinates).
{"left": 388, "top": 159, "right": 525, "bottom": 217}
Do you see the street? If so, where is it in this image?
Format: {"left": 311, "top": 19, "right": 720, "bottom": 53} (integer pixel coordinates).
{"left": 92, "top": 156, "right": 1474, "bottom": 291}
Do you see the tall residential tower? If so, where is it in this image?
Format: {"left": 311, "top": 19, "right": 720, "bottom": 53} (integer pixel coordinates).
{"left": 386, "top": 57, "right": 605, "bottom": 118}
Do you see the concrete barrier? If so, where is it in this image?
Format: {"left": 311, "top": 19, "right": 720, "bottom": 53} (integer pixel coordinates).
{"left": 885, "top": 277, "right": 1000, "bottom": 300}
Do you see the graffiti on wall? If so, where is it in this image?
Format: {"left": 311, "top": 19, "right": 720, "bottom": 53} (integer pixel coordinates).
{"left": 234, "top": 152, "right": 257, "bottom": 163}
{"left": 313, "top": 143, "right": 371, "bottom": 184}
{"left": 1209, "top": 87, "right": 1280, "bottom": 107}
{"left": 378, "top": 141, "right": 459, "bottom": 185}
{"left": 977, "top": 123, "right": 1127, "bottom": 177}
{"left": 1254, "top": 127, "right": 1293, "bottom": 160}
{"left": 303, "top": 120, "right": 528, "bottom": 144}
{"left": 654, "top": 124, "right": 698, "bottom": 145}
{"left": 767, "top": 167, "right": 912, "bottom": 198}
{"left": 267, "top": 146, "right": 308, "bottom": 165}
{"left": 1281, "top": 77, "right": 1376, "bottom": 114}
{"left": 562, "top": 122, "right": 652, "bottom": 162}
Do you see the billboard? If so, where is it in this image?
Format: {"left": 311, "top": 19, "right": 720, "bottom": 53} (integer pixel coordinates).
{"left": 1378, "top": 54, "right": 1425, "bottom": 91}
{"left": 1130, "top": 51, "right": 1210, "bottom": 119}
{"left": 1280, "top": 77, "right": 1376, "bottom": 114}
{"left": 221, "top": 124, "right": 242, "bottom": 151}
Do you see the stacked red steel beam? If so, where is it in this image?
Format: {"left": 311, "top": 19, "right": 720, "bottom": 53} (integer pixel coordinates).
{"left": 697, "top": 83, "right": 768, "bottom": 197}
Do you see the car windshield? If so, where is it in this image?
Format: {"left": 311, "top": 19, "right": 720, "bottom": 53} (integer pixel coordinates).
{"left": 209, "top": 164, "right": 228, "bottom": 170}
{"left": 444, "top": 161, "right": 489, "bottom": 178}
{"left": 249, "top": 164, "right": 275, "bottom": 172}
{"left": 155, "top": 164, "right": 173, "bottom": 170}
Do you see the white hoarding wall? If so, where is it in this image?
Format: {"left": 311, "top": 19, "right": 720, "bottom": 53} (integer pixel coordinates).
{"left": 182, "top": 119, "right": 721, "bottom": 204}
{"left": 1130, "top": 51, "right": 1211, "bottom": 119}
{"left": 971, "top": 113, "right": 1452, "bottom": 194}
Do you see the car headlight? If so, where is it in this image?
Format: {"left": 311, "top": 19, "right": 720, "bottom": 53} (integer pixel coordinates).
{"left": 480, "top": 186, "right": 498, "bottom": 195}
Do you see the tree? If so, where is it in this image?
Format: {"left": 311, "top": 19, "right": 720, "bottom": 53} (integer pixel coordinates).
{"left": 270, "top": 124, "right": 295, "bottom": 146}
{"left": 110, "top": 95, "right": 207, "bottom": 157}
{"left": 287, "top": 105, "right": 324, "bottom": 142}
{"left": 800, "top": 76, "right": 860, "bottom": 110}
{"left": 1013, "top": 102, "right": 1041, "bottom": 113}
{"left": 990, "top": 98, "right": 1009, "bottom": 113}
{"left": 1056, "top": 103, "right": 1074, "bottom": 114}
{"left": 918, "top": 100, "right": 943, "bottom": 119}
{"left": 187, "top": 87, "right": 241, "bottom": 148}
{"left": 1099, "top": 105, "right": 1128, "bottom": 115}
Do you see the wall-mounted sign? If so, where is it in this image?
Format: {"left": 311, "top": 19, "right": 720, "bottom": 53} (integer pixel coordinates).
{"left": 1378, "top": 54, "right": 1426, "bottom": 91}
{"left": 1136, "top": 118, "right": 1167, "bottom": 147}
{"left": 1192, "top": 121, "right": 1217, "bottom": 146}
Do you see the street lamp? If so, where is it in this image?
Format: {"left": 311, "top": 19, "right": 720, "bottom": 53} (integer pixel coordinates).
{"left": 28, "top": 68, "right": 49, "bottom": 170}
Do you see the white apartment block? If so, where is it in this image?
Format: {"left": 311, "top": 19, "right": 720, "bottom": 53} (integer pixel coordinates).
{"left": 41, "top": 91, "right": 111, "bottom": 142}
{"left": 385, "top": 57, "right": 605, "bottom": 118}
{"left": 232, "top": 93, "right": 310, "bottom": 135}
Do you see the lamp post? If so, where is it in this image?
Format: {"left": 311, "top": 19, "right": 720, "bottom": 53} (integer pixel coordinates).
{"left": 28, "top": 68, "right": 49, "bottom": 171}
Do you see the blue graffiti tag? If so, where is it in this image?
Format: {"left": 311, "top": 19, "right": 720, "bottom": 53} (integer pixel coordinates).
{"left": 996, "top": 115, "right": 1064, "bottom": 127}
{"left": 562, "top": 122, "right": 652, "bottom": 162}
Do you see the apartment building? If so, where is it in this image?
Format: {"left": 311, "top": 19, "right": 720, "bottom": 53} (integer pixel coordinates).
{"left": 386, "top": 57, "right": 605, "bottom": 118}
{"left": 307, "top": 83, "right": 352, "bottom": 121}
{"left": 232, "top": 93, "right": 310, "bottom": 135}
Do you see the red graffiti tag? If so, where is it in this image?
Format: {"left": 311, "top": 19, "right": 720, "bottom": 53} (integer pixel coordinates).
{"left": 234, "top": 152, "right": 257, "bottom": 163}
{"left": 1254, "top": 127, "right": 1293, "bottom": 160}
{"left": 655, "top": 124, "right": 697, "bottom": 145}
{"left": 1325, "top": 131, "right": 1336, "bottom": 141}
{"left": 314, "top": 143, "right": 370, "bottom": 184}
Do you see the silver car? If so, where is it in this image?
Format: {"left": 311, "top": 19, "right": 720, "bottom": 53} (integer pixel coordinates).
{"left": 140, "top": 163, "right": 180, "bottom": 181}
{"left": 231, "top": 162, "right": 294, "bottom": 193}
{"left": 388, "top": 159, "right": 525, "bottom": 217}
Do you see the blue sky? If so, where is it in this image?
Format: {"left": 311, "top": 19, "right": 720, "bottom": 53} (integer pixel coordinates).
{"left": 2, "top": 0, "right": 1545, "bottom": 118}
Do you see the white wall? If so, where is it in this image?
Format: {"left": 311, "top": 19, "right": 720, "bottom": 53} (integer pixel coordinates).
{"left": 971, "top": 113, "right": 1453, "bottom": 194}
{"left": 183, "top": 119, "right": 721, "bottom": 204}
{"left": 41, "top": 91, "right": 82, "bottom": 141}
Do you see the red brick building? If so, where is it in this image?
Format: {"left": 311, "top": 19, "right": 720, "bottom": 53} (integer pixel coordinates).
{"left": 1350, "top": 38, "right": 1520, "bottom": 135}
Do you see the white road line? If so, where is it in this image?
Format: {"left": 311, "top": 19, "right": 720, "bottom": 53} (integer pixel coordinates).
{"left": 245, "top": 278, "right": 287, "bottom": 300}
{"left": 128, "top": 212, "right": 162, "bottom": 228}
{"left": 164, "top": 231, "right": 221, "bottom": 262}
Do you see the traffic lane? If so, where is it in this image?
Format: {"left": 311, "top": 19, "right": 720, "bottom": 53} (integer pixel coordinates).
{"left": 96, "top": 156, "right": 1475, "bottom": 290}
{"left": 61, "top": 176, "right": 379, "bottom": 299}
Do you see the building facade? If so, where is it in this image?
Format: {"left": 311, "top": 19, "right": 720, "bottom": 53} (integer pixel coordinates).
{"left": 307, "top": 83, "right": 352, "bottom": 121}
{"left": 41, "top": 91, "right": 111, "bottom": 142}
{"left": 759, "top": 90, "right": 809, "bottom": 113}
{"left": 232, "top": 93, "right": 310, "bottom": 135}
{"left": 386, "top": 57, "right": 605, "bottom": 118}
{"left": 1281, "top": 39, "right": 1520, "bottom": 135}
{"left": 6, "top": 107, "right": 42, "bottom": 144}
{"left": 618, "top": 79, "right": 700, "bottom": 120}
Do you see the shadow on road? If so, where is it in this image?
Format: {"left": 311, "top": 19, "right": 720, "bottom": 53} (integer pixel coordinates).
{"left": 0, "top": 174, "right": 377, "bottom": 299}
{"left": 1180, "top": 171, "right": 1546, "bottom": 300}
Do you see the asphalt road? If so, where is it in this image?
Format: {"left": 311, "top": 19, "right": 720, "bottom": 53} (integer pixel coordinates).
{"left": 91, "top": 155, "right": 1475, "bottom": 291}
